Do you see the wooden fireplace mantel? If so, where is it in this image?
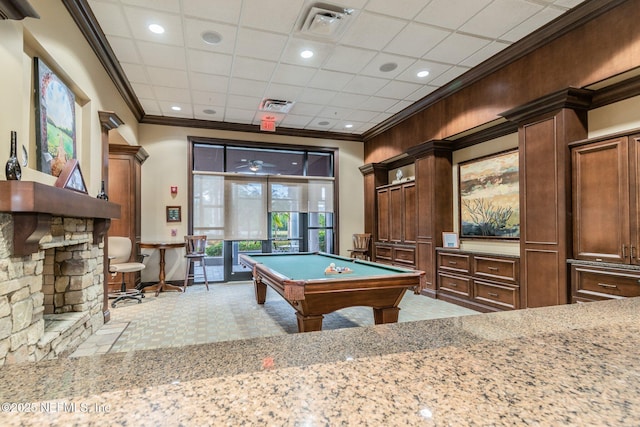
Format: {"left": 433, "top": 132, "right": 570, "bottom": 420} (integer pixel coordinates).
{"left": 0, "top": 181, "right": 121, "bottom": 256}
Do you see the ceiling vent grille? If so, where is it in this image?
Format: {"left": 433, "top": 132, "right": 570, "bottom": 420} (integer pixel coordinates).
{"left": 297, "top": 2, "right": 356, "bottom": 40}
{"left": 259, "top": 99, "right": 295, "bottom": 114}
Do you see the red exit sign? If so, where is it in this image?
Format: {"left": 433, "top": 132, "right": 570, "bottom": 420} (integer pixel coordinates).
{"left": 260, "top": 120, "right": 276, "bottom": 132}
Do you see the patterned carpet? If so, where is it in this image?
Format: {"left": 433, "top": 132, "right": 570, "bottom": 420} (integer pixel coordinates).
{"left": 71, "top": 281, "right": 478, "bottom": 357}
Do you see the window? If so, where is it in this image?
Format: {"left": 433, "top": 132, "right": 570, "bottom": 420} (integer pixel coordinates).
{"left": 190, "top": 140, "right": 336, "bottom": 273}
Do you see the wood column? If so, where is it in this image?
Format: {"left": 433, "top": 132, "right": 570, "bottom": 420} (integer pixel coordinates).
{"left": 98, "top": 111, "right": 124, "bottom": 323}
{"left": 501, "top": 88, "right": 590, "bottom": 308}
{"left": 408, "top": 142, "right": 453, "bottom": 297}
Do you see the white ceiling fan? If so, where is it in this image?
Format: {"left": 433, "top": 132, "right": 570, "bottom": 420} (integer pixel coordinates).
{"left": 236, "top": 160, "right": 274, "bottom": 172}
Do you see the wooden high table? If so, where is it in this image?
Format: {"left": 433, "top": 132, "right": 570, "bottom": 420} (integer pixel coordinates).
{"left": 139, "top": 241, "right": 185, "bottom": 296}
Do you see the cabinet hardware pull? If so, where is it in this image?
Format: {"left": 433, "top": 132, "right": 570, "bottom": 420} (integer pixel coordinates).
{"left": 597, "top": 283, "right": 618, "bottom": 289}
{"left": 447, "top": 282, "right": 458, "bottom": 287}
{"left": 487, "top": 267, "right": 499, "bottom": 271}
{"left": 488, "top": 292, "right": 499, "bottom": 297}
{"left": 623, "top": 245, "right": 628, "bottom": 258}
{"left": 632, "top": 246, "right": 637, "bottom": 259}
{"left": 448, "top": 261, "right": 457, "bottom": 265}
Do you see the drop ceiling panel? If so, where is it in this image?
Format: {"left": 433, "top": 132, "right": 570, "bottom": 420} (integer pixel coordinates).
{"left": 183, "top": 19, "right": 237, "bottom": 55}
{"left": 365, "top": 0, "right": 431, "bottom": 20}
{"left": 187, "top": 51, "right": 233, "bottom": 76}
{"left": 424, "top": 33, "right": 491, "bottom": 64}
{"left": 240, "top": 0, "right": 305, "bottom": 34}
{"left": 231, "top": 57, "right": 278, "bottom": 82}
{"left": 235, "top": 28, "right": 288, "bottom": 61}
{"left": 182, "top": 0, "right": 242, "bottom": 25}
{"left": 85, "top": 0, "right": 587, "bottom": 132}
{"left": 123, "top": 6, "right": 184, "bottom": 45}
{"left": 383, "top": 23, "right": 452, "bottom": 58}
{"left": 459, "top": 0, "right": 545, "bottom": 39}
{"left": 340, "top": 12, "right": 406, "bottom": 51}
{"left": 137, "top": 41, "right": 187, "bottom": 69}
{"left": 321, "top": 46, "right": 377, "bottom": 74}
{"left": 120, "top": 63, "right": 148, "bottom": 84}
{"left": 415, "top": 0, "right": 493, "bottom": 30}
{"left": 146, "top": 67, "right": 189, "bottom": 88}
{"left": 121, "top": 0, "right": 180, "bottom": 13}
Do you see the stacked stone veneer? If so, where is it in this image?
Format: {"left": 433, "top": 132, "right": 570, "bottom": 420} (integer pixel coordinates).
{"left": 0, "top": 214, "right": 105, "bottom": 366}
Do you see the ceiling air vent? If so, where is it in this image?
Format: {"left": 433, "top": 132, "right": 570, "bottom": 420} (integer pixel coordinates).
{"left": 297, "top": 3, "right": 356, "bottom": 40}
{"left": 259, "top": 99, "right": 295, "bottom": 114}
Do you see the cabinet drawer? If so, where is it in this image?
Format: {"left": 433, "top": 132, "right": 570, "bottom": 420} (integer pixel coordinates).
{"left": 474, "top": 256, "right": 518, "bottom": 284}
{"left": 474, "top": 280, "right": 519, "bottom": 310}
{"left": 438, "top": 273, "right": 471, "bottom": 297}
{"left": 393, "top": 247, "right": 415, "bottom": 266}
{"left": 573, "top": 266, "right": 640, "bottom": 299}
{"left": 438, "top": 252, "right": 471, "bottom": 274}
{"left": 375, "top": 245, "right": 392, "bottom": 262}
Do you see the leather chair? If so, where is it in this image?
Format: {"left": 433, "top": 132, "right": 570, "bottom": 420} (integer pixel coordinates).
{"left": 348, "top": 233, "right": 371, "bottom": 260}
{"left": 184, "top": 235, "right": 209, "bottom": 291}
{"left": 108, "top": 236, "right": 147, "bottom": 307}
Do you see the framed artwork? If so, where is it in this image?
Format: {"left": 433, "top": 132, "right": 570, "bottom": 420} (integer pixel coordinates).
{"left": 54, "top": 159, "right": 87, "bottom": 194}
{"left": 34, "top": 57, "right": 76, "bottom": 176}
{"left": 166, "top": 206, "right": 182, "bottom": 223}
{"left": 459, "top": 150, "right": 520, "bottom": 239}
{"left": 442, "top": 232, "right": 459, "bottom": 249}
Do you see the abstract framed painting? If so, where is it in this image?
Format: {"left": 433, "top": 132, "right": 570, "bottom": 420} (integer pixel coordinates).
{"left": 34, "top": 57, "right": 76, "bottom": 176}
{"left": 458, "top": 149, "right": 520, "bottom": 239}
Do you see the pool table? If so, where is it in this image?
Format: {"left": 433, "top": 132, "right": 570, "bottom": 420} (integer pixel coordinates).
{"left": 239, "top": 252, "right": 425, "bottom": 332}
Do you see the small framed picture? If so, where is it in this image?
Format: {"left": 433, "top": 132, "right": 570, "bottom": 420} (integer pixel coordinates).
{"left": 442, "top": 232, "right": 459, "bottom": 249}
{"left": 54, "top": 159, "right": 87, "bottom": 194}
{"left": 166, "top": 206, "right": 181, "bottom": 223}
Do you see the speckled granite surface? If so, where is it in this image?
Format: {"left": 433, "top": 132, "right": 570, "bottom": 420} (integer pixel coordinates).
{"left": 0, "top": 298, "right": 638, "bottom": 426}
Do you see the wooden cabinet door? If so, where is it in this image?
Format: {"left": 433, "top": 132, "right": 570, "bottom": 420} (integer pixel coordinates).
{"left": 572, "top": 137, "right": 630, "bottom": 263}
{"left": 389, "top": 185, "right": 403, "bottom": 243}
{"left": 376, "top": 188, "right": 389, "bottom": 242}
{"left": 630, "top": 134, "right": 640, "bottom": 265}
{"left": 402, "top": 182, "right": 416, "bottom": 244}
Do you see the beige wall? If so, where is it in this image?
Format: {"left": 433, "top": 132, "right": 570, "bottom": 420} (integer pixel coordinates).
{"left": 138, "top": 124, "right": 365, "bottom": 281}
{"left": 589, "top": 94, "right": 640, "bottom": 138}
{"left": 0, "top": 0, "right": 139, "bottom": 193}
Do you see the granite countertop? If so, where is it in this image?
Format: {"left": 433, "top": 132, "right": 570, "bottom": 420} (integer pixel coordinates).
{"left": 0, "top": 298, "right": 638, "bottom": 426}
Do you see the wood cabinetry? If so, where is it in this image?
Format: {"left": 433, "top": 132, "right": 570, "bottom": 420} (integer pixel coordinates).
{"left": 375, "top": 181, "right": 416, "bottom": 267}
{"left": 437, "top": 249, "right": 520, "bottom": 312}
{"left": 107, "top": 144, "right": 148, "bottom": 290}
{"left": 571, "top": 134, "right": 640, "bottom": 265}
{"left": 569, "top": 130, "right": 640, "bottom": 303}
{"left": 570, "top": 263, "right": 640, "bottom": 303}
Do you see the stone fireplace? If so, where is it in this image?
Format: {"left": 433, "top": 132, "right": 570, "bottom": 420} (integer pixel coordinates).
{"left": 0, "top": 181, "right": 120, "bottom": 366}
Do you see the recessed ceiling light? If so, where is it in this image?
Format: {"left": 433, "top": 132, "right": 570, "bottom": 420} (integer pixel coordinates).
{"left": 202, "top": 31, "right": 223, "bottom": 45}
{"left": 318, "top": 120, "right": 330, "bottom": 126}
{"left": 345, "top": 124, "right": 354, "bottom": 128}
{"left": 379, "top": 62, "right": 398, "bottom": 72}
{"left": 417, "top": 70, "right": 430, "bottom": 78}
{"left": 300, "top": 50, "right": 314, "bottom": 59}
{"left": 203, "top": 108, "right": 216, "bottom": 115}
{"left": 171, "top": 106, "right": 181, "bottom": 111}
{"left": 148, "top": 24, "right": 165, "bottom": 34}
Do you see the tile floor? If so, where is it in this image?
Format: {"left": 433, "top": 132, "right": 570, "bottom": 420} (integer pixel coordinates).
{"left": 70, "top": 281, "right": 478, "bottom": 358}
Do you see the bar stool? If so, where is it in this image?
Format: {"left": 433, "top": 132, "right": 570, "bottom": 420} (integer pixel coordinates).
{"left": 184, "top": 235, "right": 209, "bottom": 291}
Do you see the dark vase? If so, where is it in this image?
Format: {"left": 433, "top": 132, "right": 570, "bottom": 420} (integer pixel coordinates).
{"left": 5, "top": 131, "right": 21, "bottom": 180}
{"left": 96, "top": 180, "right": 108, "bottom": 200}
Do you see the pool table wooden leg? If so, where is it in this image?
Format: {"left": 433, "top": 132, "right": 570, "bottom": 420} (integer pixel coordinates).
{"left": 373, "top": 307, "right": 400, "bottom": 324}
{"left": 296, "top": 312, "right": 324, "bottom": 332}
{"left": 254, "top": 278, "right": 267, "bottom": 304}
